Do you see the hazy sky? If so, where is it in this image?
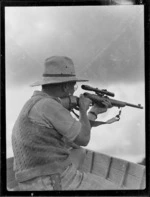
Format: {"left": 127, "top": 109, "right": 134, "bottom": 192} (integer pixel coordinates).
{"left": 5, "top": 5, "right": 145, "bottom": 163}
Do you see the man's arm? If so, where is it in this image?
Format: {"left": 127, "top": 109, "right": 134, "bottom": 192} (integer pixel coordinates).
{"left": 88, "top": 100, "right": 113, "bottom": 126}
{"left": 74, "top": 95, "right": 113, "bottom": 146}
{"left": 74, "top": 95, "right": 91, "bottom": 146}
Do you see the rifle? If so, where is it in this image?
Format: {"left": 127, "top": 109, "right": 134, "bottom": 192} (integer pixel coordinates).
{"left": 81, "top": 85, "right": 143, "bottom": 109}
{"left": 61, "top": 85, "right": 143, "bottom": 110}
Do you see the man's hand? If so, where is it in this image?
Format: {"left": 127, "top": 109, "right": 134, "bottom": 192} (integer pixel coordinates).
{"left": 90, "top": 99, "right": 113, "bottom": 115}
{"left": 79, "top": 94, "right": 92, "bottom": 112}
{"left": 88, "top": 99, "right": 112, "bottom": 121}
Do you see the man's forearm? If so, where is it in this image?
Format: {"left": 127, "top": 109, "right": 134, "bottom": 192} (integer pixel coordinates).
{"left": 87, "top": 111, "right": 97, "bottom": 127}
{"left": 74, "top": 110, "right": 91, "bottom": 146}
{"left": 79, "top": 110, "right": 91, "bottom": 131}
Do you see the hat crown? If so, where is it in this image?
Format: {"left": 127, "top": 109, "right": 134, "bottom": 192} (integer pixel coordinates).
{"left": 30, "top": 56, "right": 88, "bottom": 86}
{"left": 44, "top": 56, "right": 76, "bottom": 76}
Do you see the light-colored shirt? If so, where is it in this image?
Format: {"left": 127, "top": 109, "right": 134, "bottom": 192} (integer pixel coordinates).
{"left": 28, "top": 91, "right": 81, "bottom": 141}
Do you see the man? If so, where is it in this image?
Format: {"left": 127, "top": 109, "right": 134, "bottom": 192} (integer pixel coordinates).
{"left": 12, "top": 56, "right": 120, "bottom": 190}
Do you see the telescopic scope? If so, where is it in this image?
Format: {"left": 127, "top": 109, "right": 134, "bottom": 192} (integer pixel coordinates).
{"left": 81, "top": 85, "right": 115, "bottom": 97}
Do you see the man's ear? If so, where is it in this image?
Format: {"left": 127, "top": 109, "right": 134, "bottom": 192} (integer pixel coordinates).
{"left": 62, "top": 83, "right": 68, "bottom": 93}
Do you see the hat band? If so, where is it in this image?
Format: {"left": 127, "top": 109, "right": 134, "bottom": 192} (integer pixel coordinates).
{"left": 43, "top": 74, "right": 76, "bottom": 77}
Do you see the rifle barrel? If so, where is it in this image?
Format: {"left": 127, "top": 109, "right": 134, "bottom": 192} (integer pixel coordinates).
{"left": 125, "top": 102, "right": 143, "bottom": 109}
{"left": 108, "top": 98, "right": 143, "bottom": 109}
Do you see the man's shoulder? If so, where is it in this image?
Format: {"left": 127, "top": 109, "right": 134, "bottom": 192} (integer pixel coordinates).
{"left": 32, "top": 94, "right": 63, "bottom": 112}
{"left": 30, "top": 91, "right": 68, "bottom": 114}
{"left": 31, "top": 91, "right": 59, "bottom": 105}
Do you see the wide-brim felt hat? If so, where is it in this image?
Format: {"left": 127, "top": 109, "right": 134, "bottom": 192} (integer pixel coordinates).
{"left": 31, "top": 56, "right": 88, "bottom": 86}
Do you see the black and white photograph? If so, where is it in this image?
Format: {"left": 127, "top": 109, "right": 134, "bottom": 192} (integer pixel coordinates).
{"left": 2, "top": 0, "right": 147, "bottom": 194}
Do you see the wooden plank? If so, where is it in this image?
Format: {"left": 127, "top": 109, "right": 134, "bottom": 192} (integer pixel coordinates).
{"left": 140, "top": 168, "right": 146, "bottom": 189}
{"left": 94, "top": 152, "right": 111, "bottom": 167}
{"left": 108, "top": 167, "right": 127, "bottom": 185}
{"left": 111, "top": 157, "right": 128, "bottom": 171}
{"left": 106, "top": 157, "right": 146, "bottom": 189}
{"left": 127, "top": 162, "right": 145, "bottom": 178}
{"left": 82, "top": 151, "right": 146, "bottom": 189}
{"left": 90, "top": 151, "right": 95, "bottom": 173}
{"left": 92, "top": 163, "right": 110, "bottom": 178}
{"left": 123, "top": 162, "right": 146, "bottom": 189}
{"left": 123, "top": 174, "right": 142, "bottom": 189}
{"left": 107, "top": 157, "right": 129, "bottom": 185}
{"left": 81, "top": 150, "right": 93, "bottom": 173}
{"left": 92, "top": 153, "right": 112, "bottom": 178}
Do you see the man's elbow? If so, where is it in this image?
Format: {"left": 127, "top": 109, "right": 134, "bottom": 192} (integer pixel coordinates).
{"left": 74, "top": 135, "right": 90, "bottom": 146}
{"left": 81, "top": 139, "right": 89, "bottom": 146}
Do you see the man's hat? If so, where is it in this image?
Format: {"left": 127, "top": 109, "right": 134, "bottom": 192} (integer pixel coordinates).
{"left": 31, "top": 56, "right": 88, "bottom": 86}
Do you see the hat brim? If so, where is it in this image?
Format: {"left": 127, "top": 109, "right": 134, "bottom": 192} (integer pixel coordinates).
{"left": 30, "top": 76, "right": 88, "bottom": 87}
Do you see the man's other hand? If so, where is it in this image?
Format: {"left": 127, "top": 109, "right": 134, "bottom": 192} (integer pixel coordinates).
{"left": 79, "top": 94, "right": 92, "bottom": 112}
{"left": 90, "top": 99, "right": 112, "bottom": 115}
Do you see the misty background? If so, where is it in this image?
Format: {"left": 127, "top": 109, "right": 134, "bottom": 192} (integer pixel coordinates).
{"left": 5, "top": 5, "right": 145, "bottom": 163}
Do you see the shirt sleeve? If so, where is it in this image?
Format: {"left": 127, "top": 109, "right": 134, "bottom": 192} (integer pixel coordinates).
{"left": 29, "top": 97, "right": 81, "bottom": 141}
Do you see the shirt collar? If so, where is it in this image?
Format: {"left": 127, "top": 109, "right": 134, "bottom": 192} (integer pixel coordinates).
{"left": 32, "top": 90, "right": 61, "bottom": 103}
{"left": 32, "top": 90, "right": 50, "bottom": 98}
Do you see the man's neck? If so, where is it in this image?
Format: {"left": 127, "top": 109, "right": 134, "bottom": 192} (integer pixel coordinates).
{"left": 42, "top": 89, "right": 65, "bottom": 98}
